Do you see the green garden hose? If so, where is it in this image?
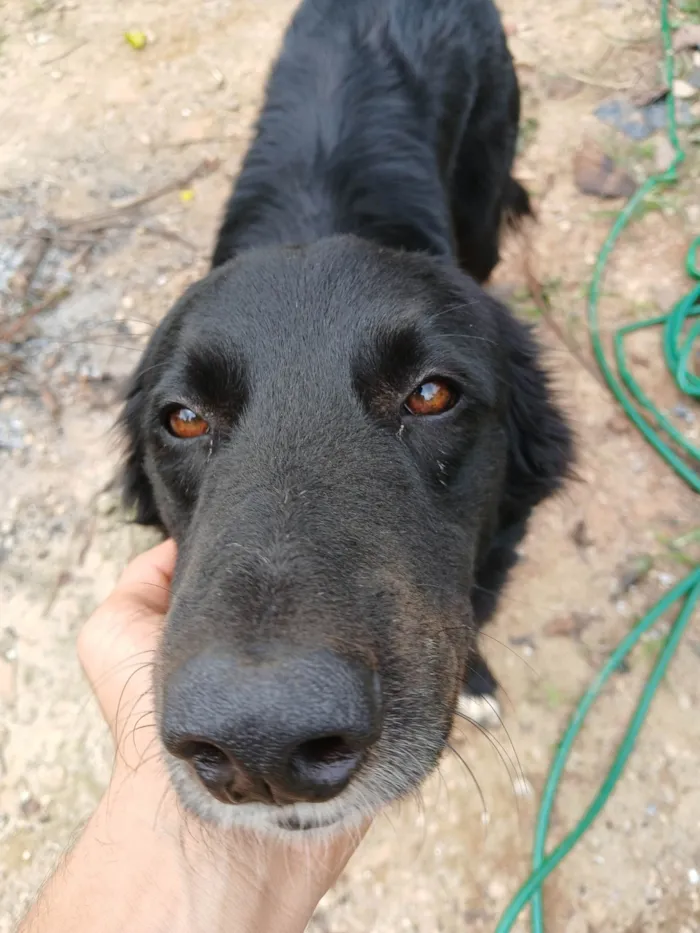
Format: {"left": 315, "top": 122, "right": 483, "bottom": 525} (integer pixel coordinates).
{"left": 494, "top": 1, "right": 699, "bottom": 929}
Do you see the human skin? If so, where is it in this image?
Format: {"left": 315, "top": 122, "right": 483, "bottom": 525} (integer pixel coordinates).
{"left": 18, "top": 541, "right": 367, "bottom": 933}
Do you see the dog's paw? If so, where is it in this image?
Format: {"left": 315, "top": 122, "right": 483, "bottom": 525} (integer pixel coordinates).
{"left": 456, "top": 692, "right": 502, "bottom": 730}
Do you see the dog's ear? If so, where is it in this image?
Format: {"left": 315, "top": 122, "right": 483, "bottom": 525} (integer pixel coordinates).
{"left": 119, "top": 360, "right": 161, "bottom": 528}
{"left": 499, "top": 309, "right": 574, "bottom": 525}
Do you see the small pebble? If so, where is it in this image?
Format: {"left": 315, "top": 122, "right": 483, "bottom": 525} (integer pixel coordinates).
{"left": 655, "top": 571, "right": 676, "bottom": 587}
{"left": 487, "top": 879, "right": 507, "bottom": 900}
{"left": 672, "top": 404, "right": 695, "bottom": 423}
{"left": 654, "top": 135, "right": 676, "bottom": 172}
{"left": 689, "top": 868, "right": 699, "bottom": 886}
{"left": 673, "top": 79, "right": 697, "bottom": 100}
{"left": 564, "top": 917, "right": 589, "bottom": 933}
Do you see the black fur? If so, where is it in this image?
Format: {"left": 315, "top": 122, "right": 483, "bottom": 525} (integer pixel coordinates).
{"left": 211, "top": 0, "right": 531, "bottom": 281}
{"left": 120, "top": 0, "right": 572, "bottom": 830}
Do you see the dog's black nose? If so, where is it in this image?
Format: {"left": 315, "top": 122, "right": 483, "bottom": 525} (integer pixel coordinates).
{"left": 161, "top": 650, "right": 381, "bottom": 805}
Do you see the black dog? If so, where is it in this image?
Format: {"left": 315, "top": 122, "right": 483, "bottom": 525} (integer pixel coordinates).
{"left": 121, "top": 0, "right": 572, "bottom": 835}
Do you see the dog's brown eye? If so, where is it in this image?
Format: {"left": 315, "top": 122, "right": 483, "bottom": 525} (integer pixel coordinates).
{"left": 167, "top": 407, "right": 210, "bottom": 439}
{"left": 405, "top": 379, "right": 458, "bottom": 416}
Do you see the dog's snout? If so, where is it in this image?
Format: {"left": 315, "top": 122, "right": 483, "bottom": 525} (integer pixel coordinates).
{"left": 161, "top": 649, "right": 382, "bottom": 805}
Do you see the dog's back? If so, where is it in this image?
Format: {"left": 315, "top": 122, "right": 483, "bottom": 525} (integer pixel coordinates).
{"left": 212, "top": 0, "right": 528, "bottom": 281}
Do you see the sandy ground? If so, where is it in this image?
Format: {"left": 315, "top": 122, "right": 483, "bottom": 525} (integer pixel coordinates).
{"left": 1, "top": 0, "right": 699, "bottom": 930}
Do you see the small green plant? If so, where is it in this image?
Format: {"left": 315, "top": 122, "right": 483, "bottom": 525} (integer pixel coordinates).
{"left": 631, "top": 191, "right": 679, "bottom": 220}
{"left": 638, "top": 634, "right": 670, "bottom": 664}
{"left": 517, "top": 117, "right": 539, "bottom": 155}
{"left": 542, "top": 683, "right": 565, "bottom": 709}
{"left": 680, "top": 0, "right": 700, "bottom": 20}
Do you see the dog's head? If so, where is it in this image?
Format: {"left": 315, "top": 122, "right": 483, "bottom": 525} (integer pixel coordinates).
{"left": 121, "top": 235, "right": 570, "bottom": 834}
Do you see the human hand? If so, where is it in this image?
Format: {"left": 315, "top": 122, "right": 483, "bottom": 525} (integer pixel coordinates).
{"left": 61, "top": 539, "right": 366, "bottom": 933}
{"left": 77, "top": 538, "right": 176, "bottom": 786}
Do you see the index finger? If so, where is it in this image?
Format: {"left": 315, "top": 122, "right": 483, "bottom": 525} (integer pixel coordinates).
{"left": 113, "top": 538, "right": 178, "bottom": 614}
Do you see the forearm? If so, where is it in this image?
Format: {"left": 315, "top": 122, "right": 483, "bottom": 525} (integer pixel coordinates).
{"left": 20, "top": 789, "right": 207, "bottom": 933}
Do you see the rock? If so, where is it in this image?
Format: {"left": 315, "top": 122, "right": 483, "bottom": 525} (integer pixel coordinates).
{"left": 95, "top": 491, "right": 119, "bottom": 517}
{"left": 0, "top": 628, "right": 17, "bottom": 658}
{"left": 611, "top": 554, "right": 653, "bottom": 599}
{"left": 0, "top": 658, "right": 16, "bottom": 705}
{"left": 487, "top": 878, "right": 507, "bottom": 901}
{"left": 606, "top": 412, "right": 632, "bottom": 435}
{"left": 672, "top": 24, "right": 700, "bottom": 53}
{"left": 571, "top": 519, "right": 594, "bottom": 549}
{"left": 595, "top": 99, "right": 649, "bottom": 140}
{"left": 653, "top": 135, "right": 677, "bottom": 173}
{"left": 673, "top": 79, "right": 697, "bottom": 100}
{"left": 544, "top": 611, "right": 594, "bottom": 638}
{"left": 541, "top": 73, "right": 582, "bottom": 101}
{"left": 595, "top": 97, "right": 694, "bottom": 140}
{"left": 564, "top": 916, "right": 590, "bottom": 933}
{"left": 573, "top": 139, "right": 636, "bottom": 199}
{"left": 672, "top": 404, "right": 695, "bottom": 424}
{"left": 19, "top": 793, "right": 42, "bottom": 820}
{"left": 628, "top": 83, "right": 669, "bottom": 108}
{"left": 0, "top": 417, "right": 26, "bottom": 451}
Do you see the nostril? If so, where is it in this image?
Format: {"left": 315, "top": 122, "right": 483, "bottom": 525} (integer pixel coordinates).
{"left": 290, "top": 735, "right": 362, "bottom": 788}
{"left": 173, "top": 738, "right": 234, "bottom": 782}
{"left": 297, "top": 735, "right": 355, "bottom": 765}
{"left": 172, "top": 738, "right": 227, "bottom": 766}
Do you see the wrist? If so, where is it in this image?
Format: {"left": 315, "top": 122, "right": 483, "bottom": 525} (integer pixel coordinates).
{"left": 93, "top": 768, "right": 355, "bottom": 933}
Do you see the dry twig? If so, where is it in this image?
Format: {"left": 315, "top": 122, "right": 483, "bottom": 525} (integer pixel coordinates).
{"left": 519, "top": 239, "right": 604, "bottom": 387}
{"left": 0, "top": 287, "right": 71, "bottom": 343}
{"left": 60, "top": 157, "right": 220, "bottom": 235}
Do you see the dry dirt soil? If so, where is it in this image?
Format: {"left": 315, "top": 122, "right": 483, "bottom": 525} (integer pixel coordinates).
{"left": 1, "top": 0, "right": 699, "bottom": 931}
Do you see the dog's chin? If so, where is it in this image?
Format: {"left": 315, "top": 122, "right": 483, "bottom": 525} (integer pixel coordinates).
{"left": 166, "top": 757, "right": 378, "bottom": 839}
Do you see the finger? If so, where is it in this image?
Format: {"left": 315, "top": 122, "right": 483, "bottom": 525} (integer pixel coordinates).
{"left": 112, "top": 538, "right": 178, "bottom": 614}
{"left": 78, "top": 541, "right": 176, "bottom": 727}
{"left": 78, "top": 539, "right": 176, "bottom": 672}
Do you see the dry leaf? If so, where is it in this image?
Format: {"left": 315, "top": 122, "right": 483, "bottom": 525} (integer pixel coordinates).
{"left": 573, "top": 139, "right": 636, "bottom": 199}
{"left": 544, "top": 612, "right": 594, "bottom": 638}
{"left": 607, "top": 412, "right": 632, "bottom": 435}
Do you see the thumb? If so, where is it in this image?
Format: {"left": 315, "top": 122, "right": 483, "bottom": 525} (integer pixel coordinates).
{"left": 78, "top": 539, "right": 177, "bottom": 749}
